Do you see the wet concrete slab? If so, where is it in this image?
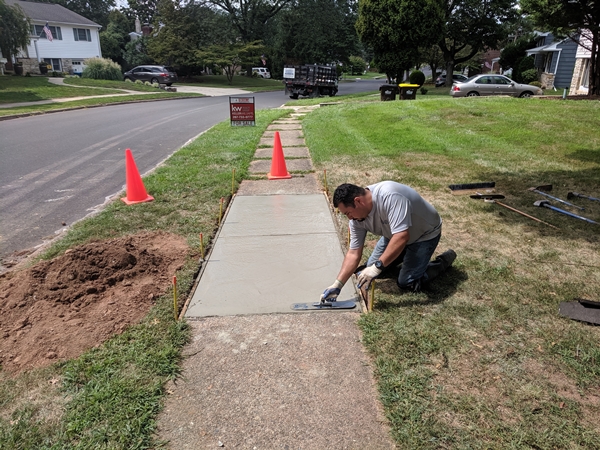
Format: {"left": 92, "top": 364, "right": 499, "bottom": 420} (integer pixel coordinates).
{"left": 249, "top": 159, "right": 313, "bottom": 173}
{"left": 185, "top": 194, "right": 357, "bottom": 317}
{"left": 253, "top": 146, "right": 310, "bottom": 158}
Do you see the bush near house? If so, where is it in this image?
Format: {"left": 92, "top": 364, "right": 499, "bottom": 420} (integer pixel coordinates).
{"left": 82, "top": 58, "right": 123, "bottom": 81}
{"left": 521, "top": 68, "right": 538, "bottom": 84}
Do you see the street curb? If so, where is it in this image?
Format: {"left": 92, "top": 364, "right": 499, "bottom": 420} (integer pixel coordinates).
{"left": 0, "top": 95, "right": 203, "bottom": 122}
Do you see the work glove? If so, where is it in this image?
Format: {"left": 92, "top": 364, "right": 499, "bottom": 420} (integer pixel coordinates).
{"left": 320, "top": 280, "right": 344, "bottom": 302}
{"left": 356, "top": 264, "right": 382, "bottom": 289}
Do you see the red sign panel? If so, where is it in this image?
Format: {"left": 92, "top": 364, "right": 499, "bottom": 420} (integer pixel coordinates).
{"left": 229, "top": 96, "right": 255, "bottom": 126}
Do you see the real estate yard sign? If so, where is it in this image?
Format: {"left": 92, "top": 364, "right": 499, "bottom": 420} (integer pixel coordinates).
{"left": 229, "top": 97, "right": 255, "bottom": 126}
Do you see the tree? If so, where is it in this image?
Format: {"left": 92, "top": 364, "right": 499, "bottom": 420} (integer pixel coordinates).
{"left": 267, "top": 0, "right": 360, "bottom": 72}
{"left": 356, "top": 0, "right": 444, "bottom": 83}
{"left": 125, "top": 0, "right": 159, "bottom": 25}
{"left": 123, "top": 36, "right": 153, "bottom": 68}
{"left": 100, "top": 10, "right": 133, "bottom": 67}
{"left": 204, "top": 0, "right": 293, "bottom": 43}
{"left": 420, "top": 45, "right": 444, "bottom": 79}
{"left": 197, "top": 41, "right": 265, "bottom": 83}
{"left": 499, "top": 34, "right": 536, "bottom": 80}
{"left": 520, "top": 0, "right": 600, "bottom": 95}
{"left": 0, "top": 0, "right": 31, "bottom": 63}
{"left": 53, "top": 0, "right": 115, "bottom": 28}
{"left": 148, "top": 0, "right": 199, "bottom": 67}
{"left": 148, "top": 0, "right": 237, "bottom": 75}
{"left": 438, "top": 0, "right": 517, "bottom": 86}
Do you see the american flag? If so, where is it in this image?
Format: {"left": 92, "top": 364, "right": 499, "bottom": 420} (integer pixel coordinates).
{"left": 43, "top": 22, "right": 53, "bottom": 41}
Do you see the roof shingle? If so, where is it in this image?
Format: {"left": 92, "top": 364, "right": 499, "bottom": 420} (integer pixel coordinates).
{"left": 4, "top": 0, "right": 101, "bottom": 27}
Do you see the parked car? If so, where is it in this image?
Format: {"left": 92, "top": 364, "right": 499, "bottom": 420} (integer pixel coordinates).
{"left": 123, "top": 65, "right": 178, "bottom": 85}
{"left": 252, "top": 67, "right": 271, "bottom": 78}
{"left": 435, "top": 73, "right": 468, "bottom": 87}
{"left": 450, "top": 75, "right": 543, "bottom": 98}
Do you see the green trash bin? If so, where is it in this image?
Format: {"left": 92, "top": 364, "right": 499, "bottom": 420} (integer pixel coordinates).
{"left": 399, "top": 83, "right": 419, "bottom": 100}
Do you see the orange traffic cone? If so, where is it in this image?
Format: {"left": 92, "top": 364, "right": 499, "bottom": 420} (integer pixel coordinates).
{"left": 121, "top": 148, "right": 154, "bottom": 205}
{"left": 268, "top": 131, "right": 291, "bottom": 180}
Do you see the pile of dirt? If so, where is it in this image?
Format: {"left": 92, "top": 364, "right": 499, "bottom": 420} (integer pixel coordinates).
{"left": 0, "top": 232, "right": 190, "bottom": 374}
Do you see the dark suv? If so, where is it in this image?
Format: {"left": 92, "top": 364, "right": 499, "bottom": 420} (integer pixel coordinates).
{"left": 123, "top": 65, "right": 178, "bottom": 85}
{"left": 435, "top": 73, "right": 468, "bottom": 87}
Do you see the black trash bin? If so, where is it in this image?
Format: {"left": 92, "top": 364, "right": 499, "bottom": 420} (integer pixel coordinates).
{"left": 379, "top": 84, "right": 398, "bottom": 101}
{"left": 399, "top": 84, "right": 419, "bottom": 100}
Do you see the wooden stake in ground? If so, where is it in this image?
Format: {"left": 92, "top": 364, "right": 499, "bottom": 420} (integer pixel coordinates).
{"left": 173, "top": 276, "right": 178, "bottom": 321}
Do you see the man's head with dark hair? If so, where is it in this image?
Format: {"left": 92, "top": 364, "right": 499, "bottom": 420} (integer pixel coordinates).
{"left": 333, "top": 184, "right": 366, "bottom": 208}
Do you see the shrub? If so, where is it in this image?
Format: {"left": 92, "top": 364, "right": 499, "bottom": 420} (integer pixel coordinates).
{"left": 144, "top": 81, "right": 151, "bottom": 86}
{"left": 520, "top": 69, "right": 538, "bottom": 84}
{"left": 82, "top": 57, "right": 123, "bottom": 81}
{"left": 135, "top": 79, "right": 143, "bottom": 84}
{"left": 152, "top": 82, "right": 159, "bottom": 88}
{"left": 529, "top": 81, "right": 542, "bottom": 88}
{"left": 420, "top": 87, "right": 428, "bottom": 95}
{"left": 125, "top": 78, "right": 133, "bottom": 83}
{"left": 348, "top": 56, "right": 367, "bottom": 75}
{"left": 409, "top": 70, "right": 425, "bottom": 87}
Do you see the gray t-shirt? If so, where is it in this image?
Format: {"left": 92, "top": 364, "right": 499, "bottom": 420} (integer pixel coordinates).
{"left": 349, "top": 181, "right": 442, "bottom": 249}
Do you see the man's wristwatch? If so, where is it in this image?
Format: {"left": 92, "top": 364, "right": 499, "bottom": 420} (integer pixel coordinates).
{"left": 374, "top": 260, "right": 385, "bottom": 270}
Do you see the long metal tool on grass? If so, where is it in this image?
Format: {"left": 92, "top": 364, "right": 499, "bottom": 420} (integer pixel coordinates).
{"left": 470, "top": 194, "right": 559, "bottom": 229}
{"left": 567, "top": 191, "right": 600, "bottom": 203}
{"left": 533, "top": 200, "right": 599, "bottom": 224}
{"left": 529, "top": 184, "right": 585, "bottom": 210}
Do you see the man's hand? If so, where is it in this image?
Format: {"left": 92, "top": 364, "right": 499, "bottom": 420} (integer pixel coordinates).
{"left": 356, "top": 264, "right": 382, "bottom": 289}
{"left": 320, "top": 280, "right": 344, "bottom": 302}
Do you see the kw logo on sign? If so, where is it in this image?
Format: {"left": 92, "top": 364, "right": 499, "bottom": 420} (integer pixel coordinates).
{"left": 232, "top": 106, "right": 246, "bottom": 112}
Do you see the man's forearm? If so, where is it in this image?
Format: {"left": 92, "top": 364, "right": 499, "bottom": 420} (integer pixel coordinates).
{"left": 379, "top": 231, "right": 409, "bottom": 267}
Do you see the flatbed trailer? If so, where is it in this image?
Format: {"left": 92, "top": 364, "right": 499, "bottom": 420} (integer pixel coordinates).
{"left": 283, "top": 65, "right": 338, "bottom": 99}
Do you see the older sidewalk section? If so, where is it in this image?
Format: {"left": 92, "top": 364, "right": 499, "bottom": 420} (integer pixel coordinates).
{"left": 157, "top": 108, "right": 395, "bottom": 449}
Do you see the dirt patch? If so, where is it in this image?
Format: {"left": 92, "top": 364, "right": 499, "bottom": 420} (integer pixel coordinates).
{"left": 0, "top": 232, "right": 190, "bottom": 374}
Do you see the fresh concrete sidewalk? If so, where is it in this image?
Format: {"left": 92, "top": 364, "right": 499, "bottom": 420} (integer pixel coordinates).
{"left": 157, "top": 110, "right": 395, "bottom": 448}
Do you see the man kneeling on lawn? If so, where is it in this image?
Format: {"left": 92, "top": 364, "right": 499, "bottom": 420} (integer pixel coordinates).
{"left": 321, "top": 181, "right": 456, "bottom": 301}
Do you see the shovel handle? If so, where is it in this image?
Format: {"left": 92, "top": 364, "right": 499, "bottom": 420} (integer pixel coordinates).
{"left": 494, "top": 201, "right": 559, "bottom": 229}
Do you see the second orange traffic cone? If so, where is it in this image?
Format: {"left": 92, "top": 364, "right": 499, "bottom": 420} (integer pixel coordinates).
{"left": 121, "top": 148, "right": 154, "bottom": 205}
{"left": 267, "top": 131, "right": 291, "bottom": 180}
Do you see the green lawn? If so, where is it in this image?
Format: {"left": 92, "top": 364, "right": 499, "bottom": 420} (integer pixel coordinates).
{"left": 1, "top": 94, "right": 598, "bottom": 448}
{"left": 0, "top": 76, "right": 123, "bottom": 104}
{"left": 0, "top": 76, "right": 203, "bottom": 116}
{"left": 303, "top": 96, "right": 600, "bottom": 448}
{"left": 179, "top": 74, "right": 284, "bottom": 91}
{"left": 62, "top": 77, "right": 171, "bottom": 92}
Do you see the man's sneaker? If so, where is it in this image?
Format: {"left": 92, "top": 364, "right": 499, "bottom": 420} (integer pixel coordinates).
{"left": 438, "top": 249, "right": 457, "bottom": 269}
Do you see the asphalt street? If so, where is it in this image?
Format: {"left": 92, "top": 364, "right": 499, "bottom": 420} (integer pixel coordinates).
{"left": 0, "top": 79, "right": 381, "bottom": 262}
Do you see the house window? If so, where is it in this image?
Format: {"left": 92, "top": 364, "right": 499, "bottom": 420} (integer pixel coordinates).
{"left": 543, "top": 53, "right": 553, "bottom": 73}
{"left": 73, "top": 28, "right": 92, "bottom": 42}
{"left": 32, "top": 25, "right": 62, "bottom": 40}
{"left": 580, "top": 59, "right": 590, "bottom": 88}
{"left": 43, "top": 58, "right": 62, "bottom": 72}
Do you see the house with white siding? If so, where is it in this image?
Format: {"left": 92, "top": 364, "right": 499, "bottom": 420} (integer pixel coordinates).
{"left": 4, "top": 0, "right": 102, "bottom": 75}
{"left": 526, "top": 32, "right": 579, "bottom": 90}
{"left": 569, "top": 31, "right": 594, "bottom": 95}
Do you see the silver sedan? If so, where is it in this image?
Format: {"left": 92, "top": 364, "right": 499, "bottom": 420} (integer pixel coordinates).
{"left": 450, "top": 75, "right": 543, "bottom": 98}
